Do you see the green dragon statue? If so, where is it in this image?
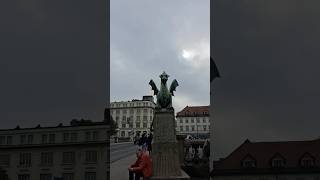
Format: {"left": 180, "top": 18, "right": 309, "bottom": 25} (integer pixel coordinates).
{"left": 149, "top": 71, "right": 179, "bottom": 109}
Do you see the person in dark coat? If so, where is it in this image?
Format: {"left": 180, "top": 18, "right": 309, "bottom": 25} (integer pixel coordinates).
{"left": 139, "top": 132, "right": 147, "bottom": 146}
{"left": 146, "top": 133, "right": 153, "bottom": 153}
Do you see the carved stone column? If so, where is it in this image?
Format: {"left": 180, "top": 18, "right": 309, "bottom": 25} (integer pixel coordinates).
{"left": 151, "top": 108, "right": 190, "bottom": 180}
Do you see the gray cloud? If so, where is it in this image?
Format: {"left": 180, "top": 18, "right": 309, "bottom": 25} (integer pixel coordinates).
{"left": 212, "top": 0, "right": 320, "bottom": 159}
{"left": 111, "top": 0, "right": 210, "bottom": 112}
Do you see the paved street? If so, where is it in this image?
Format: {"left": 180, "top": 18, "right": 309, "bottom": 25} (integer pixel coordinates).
{"left": 110, "top": 142, "right": 138, "bottom": 163}
{"left": 110, "top": 142, "right": 138, "bottom": 180}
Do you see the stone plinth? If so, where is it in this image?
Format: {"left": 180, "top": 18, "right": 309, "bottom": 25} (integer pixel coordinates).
{"left": 151, "top": 108, "right": 190, "bottom": 180}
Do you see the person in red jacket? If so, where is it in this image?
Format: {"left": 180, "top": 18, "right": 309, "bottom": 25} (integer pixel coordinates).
{"left": 128, "top": 148, "right": 152, "bottom": 180}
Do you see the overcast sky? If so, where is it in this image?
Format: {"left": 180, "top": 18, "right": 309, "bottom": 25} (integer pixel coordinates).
{"left": 212, "top": 1, "right": 320, "bottom": 159}
{"left": 0, "top": 0, "right": 106, "bottom": 129}
{"left": 110, "top": 0, "right": 210, "bottom": 113}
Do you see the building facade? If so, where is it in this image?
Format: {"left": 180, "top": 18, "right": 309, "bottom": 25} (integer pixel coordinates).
{"left": 211, "top": 139, "right": 320, "bottom": 180}
{"left": 176, "top": 106, "right": 210, "bottom": 139}
{"left": 110, "top": 96, "right": 155, "bottom": 139}
{"left": 0, "top": 120, "right": 108, "bottom": 180}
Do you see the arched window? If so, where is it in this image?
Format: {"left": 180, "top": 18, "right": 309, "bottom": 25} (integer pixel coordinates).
{"left": 241, "top": 154, "right": 256, "bottom": 168}
{"left": 270, "top": 153, "right": 286, "bottom": 168}
{"left": 300, "top": 153, "right": 315, "bottom": 168}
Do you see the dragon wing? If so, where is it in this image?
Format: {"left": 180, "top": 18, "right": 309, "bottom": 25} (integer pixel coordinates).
{"left": 170, "top": 79, "right": 179, "bottom": 96}
{"left": 149, "top": 79, "right": 159, "bottom": 95}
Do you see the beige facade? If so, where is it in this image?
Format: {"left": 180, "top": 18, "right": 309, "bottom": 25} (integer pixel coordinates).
{"left": 175, "top": 106, "right": 210, "bottom": 138}
{"left": 110, "top": 96, "right": 155, "bottom": 139}
{"left": 0, "top": 121, "right": 108, "bottom": 180}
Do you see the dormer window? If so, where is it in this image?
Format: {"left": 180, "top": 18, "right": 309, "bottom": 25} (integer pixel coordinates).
{"left": 241, "top": 155, "right": 256, "bottom": 168}
{"left": 300, "top": 153, "right": 315, "bottom": 168}
{"left": 271, "top": 154, "right": 286, "bottom": 168}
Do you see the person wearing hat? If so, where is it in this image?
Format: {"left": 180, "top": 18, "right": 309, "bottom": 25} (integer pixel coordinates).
{"left": 128, "top": 147, "right": 152, "bottom": 180}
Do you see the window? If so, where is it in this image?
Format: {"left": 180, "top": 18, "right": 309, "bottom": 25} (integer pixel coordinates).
{"left": 123, "top": 110, "right": 127, "bottom": 114}
{"left": 143, "top": 123, "right": 147, "bottom": 128}
{"left": 115, "top": 116, "right": 119, "bottom": 121}
{"left": 203, "top": 125, "right": 207, "bottom": 131}
{"left": 136, "top": 116, "right": 140, "bottom": 121}
{"left": 180, "top": 119, "right": 183, "bottom": 123}
{"left": 130, "top": 109, "right": 134, "bottom": 114}
{"left": 19, "top": 153, "right": 31, "bottom": 167}
{"left": 129, "top": 123, "right": 133, "bottom": 128}
{"left": 0, "top": 154, "right": 10, "bottom": 166}
{"left": 0, "top": 136, "right": 5, "bottom": 144}
{"left": 186, "top": 126, "right": 189, "bottom": 131}
{"left": 185, "top": 119, "right": 189, "bottom": 123}
{"left": 136, "top": 123, "right": 140, "bottom": 128}
{"left": 143, "top": 109, "right": 147, "bottom": 113}
{"left": 300, "top": 154, "right": 315, "bottom": 168}
{"left": 203, "top": 118, "right": 206, "bottom": 123}
{"left": 85, "top": 151, "right": 97, "bottom": 163}
{"left": 143, "top": 116, "right": 147, "bottom": 122}
{"left": 137, "top": 109, "right": 141, "bottom": 113}
{"left": 196, "top": 118, "right": 200, "bottom": 123}
{"left": 191, "top": 118, "right": 194, "bottom": 123}
{"left": 42, "top": 134, "right": 48, "bottom": 144}
{"left": 271, "top": 155, "right": 285, "bottom": 168}
{"left": 6, "top": 136, "right": 12, "bottom": 145}
{"left": 86, "top": 132, "right": 91, "bottom": 141}
{"left": 63, "top": 152, "right": 75, "bottom": 164}
{"left": 191, "top": 126, "right": 195, "bottom": 131}
{"left": 92, "top": 131, "right": 99, "bottom": 140}
{"left": 41, "top": 152, "right": 53, "bottom": 165}
{"left": 116, "top": 110, "right": 120, "bottom": 114}
{"left": 27, "top": 135, "right": 33, "bottom": 144}
{"left": 63, "top": 133, "right": 69, "bottom": 142}
{"left": 18, "top": 174, "right": 30, "bottom": 180}
{"left": 63, "top": 173, "right": 74, "bottom": 180}
{"left": 122, "top": 123, "right": 126, "bottom": 128}
{"left": 121, "top": 131, "right": 125, "bottom": 137}
{"left": 49, "top": 134, "right": 55, "bottom": 143}
{"left": 122, "top": 116, "right": 126, "bottom": 122}
{"left": 85, "top": 172, "right": 96, "bottom": 180}
{"left": 242, "top": 155, "right": 256, "bottom": 168}
{"left": 20, "top": 135, "right": 26, "bottom": 144}
{"left": 242, "top": 159, "right": 256, "bottom": 168}
{"left": 180, "top": 126, "right": 183, "bottom": 131}
{"left": 40, "top": 174, "right": 52, "bottom": 180}
{"left": 71, "top": 132, "right": 77, "bottom": 142}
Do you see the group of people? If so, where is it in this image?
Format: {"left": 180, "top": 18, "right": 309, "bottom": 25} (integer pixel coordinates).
{"left": 134, "top": 132, "right": 153, "bottom": 154}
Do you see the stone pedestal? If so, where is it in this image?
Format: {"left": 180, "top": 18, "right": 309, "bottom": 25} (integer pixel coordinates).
{"left": 151, "top": 108, "right": 190, "bottom": 180}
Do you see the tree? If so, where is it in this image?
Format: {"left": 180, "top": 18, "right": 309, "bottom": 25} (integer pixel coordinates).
{"left": 104, "top": 108, "right": 118, "bottom": 136}
{"left": 109, "top": 116, "right": 118, "bottom": 136}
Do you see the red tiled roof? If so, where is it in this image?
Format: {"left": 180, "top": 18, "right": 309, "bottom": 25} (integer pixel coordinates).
{"left": 176, "top": 106, "right": 209, "bottom": 117}
{"left": 213, "top": 138, "right": 320, "bottom": 172}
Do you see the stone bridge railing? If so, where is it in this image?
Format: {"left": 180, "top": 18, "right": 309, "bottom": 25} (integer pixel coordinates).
{"left": 176, "top": 135, "right": 209, "bottom": 166}
{"left": 176, "top": 135, "right": 210, "bottom": 178}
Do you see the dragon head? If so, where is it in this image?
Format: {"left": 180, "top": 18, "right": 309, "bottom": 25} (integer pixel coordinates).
{"left": 159, "top": 71, "right": 169, "bottom": 84}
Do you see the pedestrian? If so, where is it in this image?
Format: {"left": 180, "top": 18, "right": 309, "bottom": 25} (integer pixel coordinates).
{"left": 128, "top": 148, "right": 152, "bottom": 180}
{"left": 139, "top": 132, "right": 147, "bottom": 147}
{"left": 146, "top": 133, "right": 153, "bottom": 154}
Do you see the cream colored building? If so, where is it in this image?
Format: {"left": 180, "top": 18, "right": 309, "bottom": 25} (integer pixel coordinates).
{"left": 176, "top": 106, "right": 210, "bottom": 139}
{"left": 110, "top": 96, "right": 155, "bottom": 139}
{"left": 0, "top": 120, "right": 108, "bottom": 180}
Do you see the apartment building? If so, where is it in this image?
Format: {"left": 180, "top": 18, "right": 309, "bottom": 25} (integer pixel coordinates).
{"left": 0, "top": 120, "right": 108, "bottom": 180}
